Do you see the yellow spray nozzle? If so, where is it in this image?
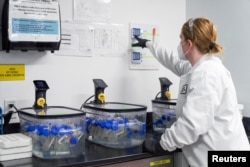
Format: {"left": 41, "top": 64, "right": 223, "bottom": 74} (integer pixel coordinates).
{"left": 98, "top": 93, "right": 106, "bottom": 104}
{"left": 165, "top": 91, "right": 171, "bottom": 100}
{"left": 37, "top": 97, "right": 46, "bottom": 108}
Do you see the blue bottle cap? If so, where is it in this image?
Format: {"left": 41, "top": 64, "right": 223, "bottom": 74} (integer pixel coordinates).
{"left": 36, "top": 125, "right": 45, "bottom": 136}
{"left": 70, "top": 137, "right": 78, "bottom": 145}
{"left": 51, "top": 126, "right": 59, "bottom": 136}
{"left": 43, "top": 128, "right": 50, "bottom": 137}
{"left": 86, "top": 118, "right": 93, "bottom": 126}
{"left": 161, "top": 115, "right": 166, "bottom": 120}
{"left": 112, "top": 121, "right": 118, "bottom": 131}
{"left": 118, "top": 118, "right": 125, "bottom": 124}
{"left": 105, "top": 121, "right": 112, "bottom": 129}
{"left": 155, "top": 119, "right": 163, "bottom": 125}
{"left": 26, "top": 125, "right": 35, "bottom": 132}
{"left": 100, "top": 120, "right": 105, "bottom": 128}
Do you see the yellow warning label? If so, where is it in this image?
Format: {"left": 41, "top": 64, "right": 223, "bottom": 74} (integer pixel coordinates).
{"left": 0, "top": 64, "right": 25, "bottom": 81}
{"left": 150, "top": 159, "right": 171, "bottom": 166}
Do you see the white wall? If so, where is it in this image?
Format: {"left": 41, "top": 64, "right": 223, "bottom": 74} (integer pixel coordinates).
{"left": 186, "top": 0, "right": 250, "bottom": 117}
{"left": 0, "top": 0, "right": 186, "bottom": 114}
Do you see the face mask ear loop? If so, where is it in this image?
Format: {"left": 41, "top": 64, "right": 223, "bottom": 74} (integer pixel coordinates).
{"left": 183, "top": 40, "right": 192, "bottom": 57}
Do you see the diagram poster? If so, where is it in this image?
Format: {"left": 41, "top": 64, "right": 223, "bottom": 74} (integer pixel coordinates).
{"left": 54, "top": 22, "right": 126, "bottom": 57}
{"left": 54, "top": 21, "right": 94, "bottom": 57}
{"left": 93, "top": 23, "right": 126, "bottom": 57}
{"left": 130, "top": 23, "right": 160, "bottom": 70}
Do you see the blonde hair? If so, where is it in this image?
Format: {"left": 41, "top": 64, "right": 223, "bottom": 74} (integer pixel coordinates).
{"left": 182, "top": 17, "right": 223, "bottom": 55}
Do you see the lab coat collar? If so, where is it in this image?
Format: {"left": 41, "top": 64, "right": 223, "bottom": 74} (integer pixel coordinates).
{"left": 188, "top": 54, "right": 219, "bottom": 74}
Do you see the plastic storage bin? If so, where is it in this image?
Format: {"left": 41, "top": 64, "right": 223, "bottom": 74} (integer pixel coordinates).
{"left": 84, "top": 102, "right": 147, "bottom": 148}
{"left": 152, "top": 99, "right": 177, "bottom": 133}
{"left": 18, "top": 106, "right": 85, "bottom": 159}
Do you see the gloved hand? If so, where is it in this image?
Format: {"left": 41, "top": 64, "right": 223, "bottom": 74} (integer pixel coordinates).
{"left": 143, "top": 139, "right": 166, "bottom": 154}
{"left": 132, "top": 36, "right": 149, "bottom": 48}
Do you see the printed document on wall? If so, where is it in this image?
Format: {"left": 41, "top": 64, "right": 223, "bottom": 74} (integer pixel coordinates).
{"left": 54, "top": 21, "right": 94, "bottom": 57}
{"left": 73, "top": 0, "right": 112, "bottom": 22}
{"left": 93, "top": 23, "right": 126, "bottom": 57}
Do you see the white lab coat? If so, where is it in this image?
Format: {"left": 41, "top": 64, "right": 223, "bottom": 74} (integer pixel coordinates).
{"left": 146, "top": 42, "right": 250, "bottom": 167}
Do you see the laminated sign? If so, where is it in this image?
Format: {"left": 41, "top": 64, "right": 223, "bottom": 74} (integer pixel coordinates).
{"left": 2, "top": 0, "right": 61, "bottom": 52}
{"left": 9, "top": 0, "right": 60, "bottom": 42}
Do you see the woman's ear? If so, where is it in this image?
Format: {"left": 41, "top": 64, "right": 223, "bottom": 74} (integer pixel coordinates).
{"left": 187, "top": 39, "right": 193, "bottom": 48}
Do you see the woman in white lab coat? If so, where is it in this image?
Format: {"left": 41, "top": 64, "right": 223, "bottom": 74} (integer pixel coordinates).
{"left": 133, "top": 17, "right": 250, "bottom": 167}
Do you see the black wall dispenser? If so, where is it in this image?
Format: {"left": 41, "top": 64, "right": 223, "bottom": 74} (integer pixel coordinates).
{"left": 1, "top": 0, "right": 61, "bottom": 52}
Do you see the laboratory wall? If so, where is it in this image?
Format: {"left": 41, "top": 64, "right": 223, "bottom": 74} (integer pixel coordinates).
{"left": 186, "top": 0, "right": 250, "bottom": 117}
{"left": 0, "top": 0, "right": 186, "bottom": 119}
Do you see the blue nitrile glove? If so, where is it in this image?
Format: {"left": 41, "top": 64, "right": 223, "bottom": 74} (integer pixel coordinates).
{"left": 143, "top": 139, "right": 166, "bottom": 154}
{"left": 132, "top": 36, "right": 149, "bottom": 48}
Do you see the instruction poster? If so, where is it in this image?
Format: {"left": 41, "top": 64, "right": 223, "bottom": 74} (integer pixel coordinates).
{"left": 8, "top": 0, "right": 61, "bottom": 42}
{"left": 130, "top": 23, "right": 160, "bottom": 70}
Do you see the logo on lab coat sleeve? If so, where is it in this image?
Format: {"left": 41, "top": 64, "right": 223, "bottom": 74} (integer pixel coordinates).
{"left": 181, "top": 84, "right": 188, "bottom": 94}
